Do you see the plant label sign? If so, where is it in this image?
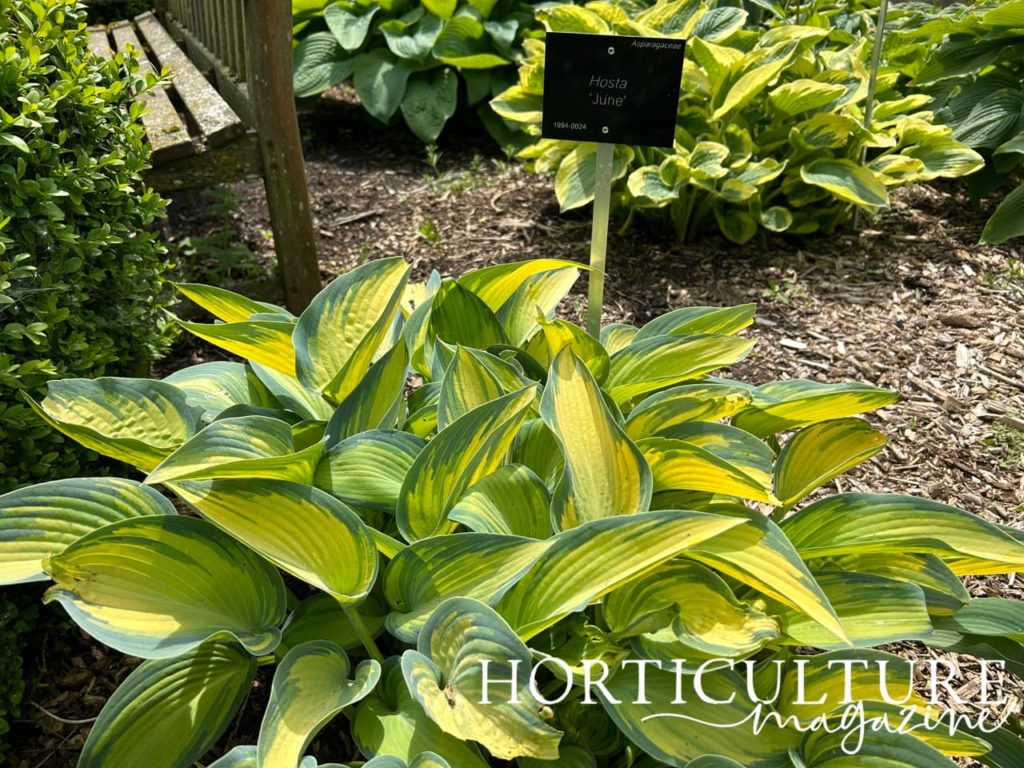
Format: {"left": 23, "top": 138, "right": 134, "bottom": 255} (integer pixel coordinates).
{"left": 542, "top": 32, "right": 686, "bottom": 148}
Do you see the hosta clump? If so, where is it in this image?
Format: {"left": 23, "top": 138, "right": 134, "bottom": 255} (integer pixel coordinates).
{"left": 292, "top": 0, "right": 541, "bottom": 143}
{"left": 491, "top": 1, "right": 985, "bottom": 242}
{"left": 4, "top": 257, "right": 1024, "bottom": 766}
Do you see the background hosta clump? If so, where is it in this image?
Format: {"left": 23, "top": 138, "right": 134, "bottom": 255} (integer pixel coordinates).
{"left": 491, "top": 0, "right": 985, "bottom": 242}
{"left": 293, "top": 0, "right": 542, "bottom": 142}
{"left": 2, "top": 258, "right": 1023, "bottom": 766}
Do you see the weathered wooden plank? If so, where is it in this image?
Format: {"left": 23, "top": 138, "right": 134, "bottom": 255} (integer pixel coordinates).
{"left": 109, "top": 21, "right": 194, "bottom": 164}
{"left": 144, "top": 132, "right": 262, "bottom": 192}
{"left": 86, "top": 26, "right": 114, "bottom": 60}
{"left": 135, "top": 11, "right": 244, "bottom": 147}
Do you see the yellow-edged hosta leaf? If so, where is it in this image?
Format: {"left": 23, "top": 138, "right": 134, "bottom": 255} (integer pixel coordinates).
{"left": 681, "top": 505, "right": 847, "bottom": 642}
{"left": 605, "top": 334, "right": 755, "bottom": 405}
{"left": 281, "top": 593, "right": 387, "bottom": 655}
{"left": 538, "top": 4, "right": 609, "bottom": 32}
{"left": 775, "top": 418, "right": 886, "bottom": 508}
{"left": 542, "top": 350, "right": 651, "bottom": 530}
{"left": 600, "top": 664, "right": 799, "bottom": 767}
{"left": 624, "top": 382, "right": 753, "bottom": 440}
{"left": 712, "top": 41, "right": 800, "bottom": 120}
{"left": 258, "top": 641, "right": 381, "bottom": 768}
{"left": 449, "top": 464, "right": 552, "bottom": 539}
{"left": 171, "top": 479, "right": 378, "bottom": 603}
{"left": 526, "top": 318, "right": 610, "bottom": 382}
{"left": 781, "top": 493, "right": 1024, "bottom": 575}
{"left": 768, "top": 79, "right": 844, "bottom": 117}
{"left": 0, "top": 477, "right": 175, "bottom": 585}
{"left": 800, "top": 159, "right": 890, "bottom": 208}
{"left": 384, "top": 533, "right": 550, "bottom": 642}
{"left": 799, "top": 729, "right": 958, "bottom": 768}
{"left": 604, "top": 561, "right": 780, "bottom": 659}
{"left": 639, "top": 436, "right": 777, "bottom": 505}
{"left": 353, "top": 659, "right": 489, "bottom": 767}
{"left": 458, "top": 259, "right": 581, "bottom": 314}
{"left": 315, "top": 429, "right": 424, "bottom": 510}
{"left": 634, "top": 304, "right": 756, "bottom": 341}
{"left": 600, "top": 323, "right": 639, "bottom": 355}
{"left": 79, "top": 641, "right": 257, "bottom": 768}
{"left": 496, "top": 510, "right": 747, "bottom": 640}
{"left": 249, "top": 362, "right": 335, "bottom": 422}
{"left": 731, "top": 379, "right": 900, "bottom": 437}
{"left": 493, "top": 266, "right": 581, "bottom": 346}
{"left": 178, "top": 319, "right": 298, "bottom": 376}
{"left": 554, "top": 143, "right": 634, "bottom": 211}
{"left": 325, "top": 341, "right": 410, "bottom": 444}
{"left": 396, "top": 386, "right": 537, "bottom": 541}
{"left": 174, "top": 283, "right": 291, "bottom": 323}
{"left": 401, "top": 598, "right": 562, "bottom": 760}
{"left": 28, "top": 378, "right": 205, "bottom": 472}
{"left": 44, "top": 516, "right": 286, "bottom": 658}
{"left": 771, "top": 571, "right": 933, "bottom": 649}
{"left": 146, "top": 415, "right": 322, "bottom": 486}
{"left": 164, "top": 362, "right": 276, "bottom": 420}
{"left": 294, "top": 257, "right": 410, "bottom": 401}
{"left": 437, "top": 346, "right": 507, "bottom": 430}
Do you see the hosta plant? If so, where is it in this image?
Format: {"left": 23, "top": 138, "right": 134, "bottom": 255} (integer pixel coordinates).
{"left": 292, "top": 0, "right": 541, "bottom": 142}
{"left": 491, "top": 1, "right": 985, "bottom": 242}
{"left": 4, "top": 257, "right": 1024, "bottom": 767}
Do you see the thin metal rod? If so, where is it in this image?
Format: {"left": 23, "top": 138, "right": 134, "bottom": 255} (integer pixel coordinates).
{"left": 855, "top": 0, "right": 889, "bottom": 230}
{"left": 586, "top": 142, "right": 615, "bottom": 338}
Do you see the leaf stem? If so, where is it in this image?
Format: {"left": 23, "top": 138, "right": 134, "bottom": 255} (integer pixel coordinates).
{"left": 343, "top": 603, "right": 385, "bottom": 663}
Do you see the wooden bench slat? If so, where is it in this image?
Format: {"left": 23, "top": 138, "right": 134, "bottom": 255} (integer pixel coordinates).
{"left": 86, "top": 26, "right": 114, "bottom": 60}
{"left": 109, "top": 21, "right": 194, "bottom": 164}
{"left": 135, "top": 11, "right": 245, "bottom": 148}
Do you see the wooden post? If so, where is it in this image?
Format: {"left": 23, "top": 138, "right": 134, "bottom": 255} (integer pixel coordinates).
{"left": 244, "top": 0, "right": 321, "bottom": 312}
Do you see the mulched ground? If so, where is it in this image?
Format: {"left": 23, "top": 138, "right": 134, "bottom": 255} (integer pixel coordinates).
{"left": 8, "top": 93, "right": 1023, "bottom": 766}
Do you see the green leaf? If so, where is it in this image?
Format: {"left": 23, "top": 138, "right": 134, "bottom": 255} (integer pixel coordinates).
{"left": 437, "top": 346, "right": 508, "bottom": 430}
{"left": 396, "top": 386, "right": 537, "bottom": 541}
{"left": 933, "top": 598, "right": 1024, "bottom": 641}
{"left": 28, "top": 378, "right": 204, "bottom": 472}
{"left": 538, "top": 5, "right": 610, "bottom": 33}
{"left": 174, "top": 283, "right": 290, "bottom": 324}
{"left": 635, "top": 305, "right": 756, "bottom": 341}
{"left": 402, "top": 68, "right": 458, "bottom": 143}
{"left": 555, "top": 144, "right": 633, "bottom": 211}
{"left": 769, "top": 79, "right": 844, "bottom": 117}
{"left": 981, "top": 184, "right": 1024, "bottom": 244}
{"left": 178, "top": 319, "right": 298, "bottom": 376}
{"left": 774, "top": 418, "right": 887, "bottom": 508}
{"left": 624, "top": 382, "right": 753, "bottom": 440}
{"left": 428, "top": 279, "right": 509, "bottom": 350}
{"left": 691, "top": 7, "right": 747, "bottom": 42}
{"left": 0, "top": 133, "right": 30, "bottom": 153}
{"left": 250, "top": 363, "right": 335, "bottom": 422}
{"left": 448, "top": 464, "right": 552, "bottom": 539}
{"left": 315, "top": 429, "right": 425, "bottom": 509}
{"left": 79, "top": 642, "right": 256, "bottom": 768}
{"left": 423, "top": 0, "right": 457, "bottom": 19}
{"left": 44, "top": 516, "right": 286, "bottom": 658}
{"left": 525, "top": 318, "right": 610, "bottom": 383}
{"left": 712, "top": 41, "right": 799, "bottom": 120}
{"left": 542, "top": 350, "right": 651, "bottom": 530}
{"left": 171, "top": 479, "right": 378, "bottom": 603}
{"left": 401, "top": 598, "right": 562, "bottom": 760}
{"left": 325, "top": 341, "right": 410, "bottom": 444}
{"left": 382, "top": 15, "right": 444, "bottom": 61}
{"left": 258, "top": 641, "right": 381, "bottom": 767}
{"left": 294, "top": 257, "right": 409, "bottom": 402}
{"left": 165, "top": 362, "right": 277, "bottom": 421}
{"left": 433, "top": 16, "right": 508, "bottom": 69}
{"left": 294, "top": 32, "right": 354, "bottom": 98}
{"left": 800, "top": 159, "right": 889, "bottom": 208}
{"left": 281, "top": 593, "right": 387, "bottom": 654}
{"left": 0, "top": 477, "right": 175, "bottom": 585}
{"left": 799, "top": 727, "right": 957, "bottom": 768}
{"left": 325, "top": 4, "right": 379, "bottom": 50}
{"left": 639, "top": 435, "right": 777, "bottom": 504}
{"left": 496, "top": 510, "right": 746, "bottom": 640}
{"left": 904, "top": 138, "right": 985, "bottom": 180}
{"left": 353, "top": 51, "right": 414, "bottom": 122}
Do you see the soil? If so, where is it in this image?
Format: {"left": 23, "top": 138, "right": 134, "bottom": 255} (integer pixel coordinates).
{"left": 8, "top": 92, "right": 1023, "bottom": 766}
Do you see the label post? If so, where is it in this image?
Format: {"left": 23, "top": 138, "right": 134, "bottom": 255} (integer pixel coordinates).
{"left": 586, "top": 143, "right": 615, "bottom": 337}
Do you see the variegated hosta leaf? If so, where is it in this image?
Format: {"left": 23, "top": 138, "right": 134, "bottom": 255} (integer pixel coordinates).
{"left": 457, "top": 258, "right": 580, "bottom": 315}
{"left": 933, "top": 598, "right": 1024, "bottom": 641}
{"left": 353, "top": 659, "right": 489, "bottom": 767}
{"left": 493, "top": 265, "right": 581, "bottom": 346}
{"left": 524, "top": 318, "right": 610, "bottom": 383}
{"left": 175, "top": 282, "right": 292, "bottom": 323}
{"left": 604, "top": 333, "right": 755, "bottom": 405}
{"left": 281, "top": 593, "right": 387, "bottom": 655}
{"left": 384, "top": 533, "right": 550, "bottom": 643}
{"left": 178, "top": 318, "right": 299, "bottom": 376}
{"left": 510, "top": 417, "right": 565, "bottom": 488}
{"left": 657, "top": 422, "right": 775, "bottom": 490}
{"left": 542, "top": 350, "right": 651, "bottom": 530}
{"left": 731, "top": 379, "right": 900, "bottom": 437}
{"left": 171, "top": 479, "right": 378, "bottom": 603}
{"left": 781, "top": 493, "right": 1024, "bottom": 575}
{"left": 364, "top": 755, "right": 452, "bottom": 768}
{"left": 634, "top": 304, "right": 756, "bottom": 341}
{"left": 448, "top": 464, "right": 552, "bottom": 539}
{"left": 28, "top": 378, "right": 205, "bottom": 472}
{"left": 427, "top": 279, "right": 509, "bottom": 349}
{"left": 396, "top": 386, "right": 538, "bottom": 542}
{"left": 623, "top": 382, "right": 754, "bottom": 440}
{"left": 639, "top": 435, "right": 778, "bottom": 505}
{"left": 520, "top": 746, "right": 597, "bottom": 768}
{"left": 600, "top": 664, "right": 799, "bottom": 767}
{"left": 249, "top": 362, "right": 335, "bottom": 422}
{"left": 401, "top": 598, "right": 562, "bottom": 760}
{"left": 798, "top": 729, "right": 958, "bottom": 768}
{"left": 146, "top": 416, "right": 323, "bottom": 486}
{"left": 680, "top": 505, "right": 847, "bottom": 642}
{"left": 604, "top": 561, "right": 780, "bottom": 660}
{"left": 44, "top": 516, "right": 286, "bottom": 658}
{"left": 774, "top": 418, "right": 887, "bottom": 508}
{"left": 258, "top": 641, "right": 381, "bottom": 767}
{"left": 324, "top": 340, "right": 410, "bottom": 444}
{"left": 315, "top": 430, "right": 425, "bottom": 510}
{"left": 496, "top": 510, "right": 747, "bottom": 640}
{"left": 79, "top": 641, "right": 257, "bottom": 768}
{"left": 0, "top": 477, "right": 175, "bottom": 585}
{"left": 600, "top": 323, "right": 639, "bottom": 355}
{"left": 164, "top": 362, "right": 276, "bottom": 420}
{"left": 437, "top": 346, "right": 509, "bottom": 430}
{"left": 293, "top": 256, "right": 410, "bottom": 401}
{"left": 770, "top": 571, "right": 933, "bottom": 649}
